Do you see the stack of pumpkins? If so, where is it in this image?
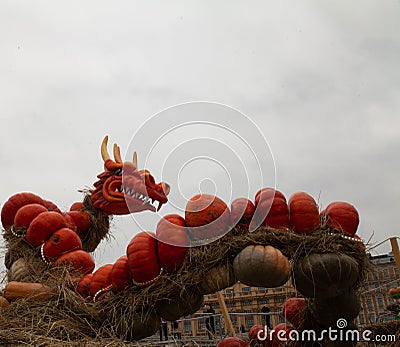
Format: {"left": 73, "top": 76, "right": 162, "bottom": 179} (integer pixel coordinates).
{"left": 1, "top": 192, "right": 95, "bottom": 303}
{"left": 75, "top": 187, "right": 362, "bottom": 311}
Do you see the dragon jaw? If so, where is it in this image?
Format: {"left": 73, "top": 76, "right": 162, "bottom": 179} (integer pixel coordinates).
{"left": 91, "top": 136, "right": 170, "bottom": 215}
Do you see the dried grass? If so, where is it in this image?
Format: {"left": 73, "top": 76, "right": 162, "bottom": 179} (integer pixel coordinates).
{"left": 1, "top": 226, "right": 372, "bottom": 345}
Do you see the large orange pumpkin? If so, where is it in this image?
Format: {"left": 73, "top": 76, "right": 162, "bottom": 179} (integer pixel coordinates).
{"left": 13, "top": 204, "right": 47, "bottom": 233}
{"left": 185, "top": 194, "right": 231, "bottom": 241}
{"left": 230, "top": 198, "right": 255, "bottom": 229}
{"left": 288, "top": 192, "right": 320, "bottom": 233}
{"left": 89, "top": 264, "right": 113, "bottom": 298}
{"left": 156, "top": 214, "right": 188, "bottom": 272}
{"left": 1, "top": 192, "right": 45, "bottom": 228}
{"left": 42, "top": 228, "right": 82, "bottom": 262}
{"left": 126, "top": 232, "right": 162, "bottom": 286}
{"left": 53, "top": 250, "right": 95, "bottom": 275}
{"left": 321, "top": 201, "right": 359, "bottom": 236}
{"left": 26, "top": 211, "right": 71, "bottom": 247}
{"left": 254, "top": 189, "right": 289, "bottom": 230}
{"left": 111, "top": 256, "right": 132, "bottom": 293}
{"left": 76, "top": 273, "right": 93, "bottom": 298}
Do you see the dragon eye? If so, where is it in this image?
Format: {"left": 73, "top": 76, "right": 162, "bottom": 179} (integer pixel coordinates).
{"left": 114, "top": 168, "right": 123, "bottom": 176}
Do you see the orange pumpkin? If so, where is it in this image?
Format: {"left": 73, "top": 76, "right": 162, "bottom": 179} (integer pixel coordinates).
{"left": 289, "top": 192, "right": 320, "bottom": 233}
{"left": 67, "top": 211, "right": 91, "bottom": 234}
{"left": 3, "top": 281, "right": 52, "bottom": 301}
{"left": 217, "top": 337, "right": 249, "bottom": 347}
{"left": 282, "top": 297, "right": 307, "bottom": 329}
{"left": 185, "top": 194, "right": 231, "bottom": 241}
{"left": 1, "top": 192, "right": 45, "bottom": 228}
{"left": 42, "top": 199, "right": 61, "bottom": 213}
{"left": 271, "top": 323, "right": 292, "bottom": 346}
{"left": 249, "top": 325, "right": 270, "bottom": 345}
{"left": 69, "top": 202, "right": 83, "bottom": 211}
{"left": 321, "top": 201, "right": 359, "bottom": 236}
{"left": 231, "top": 198, "right": 255, "bottom": 228}
{"left": 111, "top": 256, "right": 132, "bottom": 293}
{"left": 255, "top": 187, "right": 286, "bottom": 206}
{"left": 156, "top": 214, "right": 188, "bottom": 272}
{"left": 0, "top": 296, "right": 10, "bottom": 308}
{"left": 127, "top": 231, "right": 162, "bottom": 286}
{"left": 26, "top": 211, "right": 71, "bottom": 247}
{"left": 76, "top": 273, "right": 93, "bottom": 298}
{"left": 13, "top": 204, "right": 47, "bottom": 233}
{"left": 89, "top": 264, "right": 113, "bottom": 298}
{"left": 254, "top": 189, "right": 289, "bottom": 230}
{"left": 42, "top": 228, "right": 82, "bottom": 262}
{"left": 53, "top": 249, "right": 95, "bottom": 275}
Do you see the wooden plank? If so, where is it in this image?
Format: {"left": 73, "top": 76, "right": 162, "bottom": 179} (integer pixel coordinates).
{"left": 216, "top": 290, "right": 236, "bottom": 337}
{"left": 390, "top": 237, "right": 400, "bottom": 277}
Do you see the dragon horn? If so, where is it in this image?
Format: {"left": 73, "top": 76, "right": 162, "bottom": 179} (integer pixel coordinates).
{"left": 101, "top": 136, "right": 111, "bottom": 162}
{"left": 132, "top": 151, "right": 138, "bottom": 170}
{"left": 113, "top": 143, "right": 122, "bottom": 163}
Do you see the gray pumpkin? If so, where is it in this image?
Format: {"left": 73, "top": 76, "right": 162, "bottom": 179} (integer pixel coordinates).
{"left": 292, "top": 253, "right": 359, "bottom": 299}
{"left": 233, "top": 245, "right": 290, "bottom": 287}
{"left": 200, "top": 263, "right": 236, "bottom": 295}
{"left": 157, "top": 288, "right": 204, "bottom": 321}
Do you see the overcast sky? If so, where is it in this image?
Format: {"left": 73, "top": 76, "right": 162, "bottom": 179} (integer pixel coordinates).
{"left": 1, "top": 1, "right": 399, "bottom": 268}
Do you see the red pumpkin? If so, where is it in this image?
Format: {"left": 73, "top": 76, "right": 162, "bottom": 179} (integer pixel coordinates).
{"left": 70, "top": 202, "right": 83, "bottom": 211}
{"left": 231, "top": 198, "right": 255, "bottom": 228}
{"left": 67, "top": 211, "right": 91, "bottom": 234}
{"left": 127, "top": 231, "right": 162, "bottom": 286}
{"left": 289, "top": 192, "right": 320, "bottom": 233}
{"left": 26, "top": 211, "right": 71, "bottom": 247}
{"left": 156, "top": 214, "right": 188, "bottom": 272}
{"left": 111, "top": 256, "right": 132, "bottom": 293}
{"left": 76, "top": 273, "right": 93, "bottom": 298}
{"left": 42, "top": 200, "right": 61, "bottom": 213}
{"left": 282, "top": 297, "right": 307, "bottom": 329}
{"left": 254, "top": 189, "right": 289, "bottom": 230}
{"left": 255, "top": 188, "right": 286, "bottom": 206}
{"left": 42, "top": 228, "right": 82, "bottom": 262}
{"left": 271, "top": 323, "right": 292, "bottom": 346}
{"left": 185, "top": 194, "right": 231, "bottom": 241}
{"left": 13, "top": 204, "right": 48, "bottom": 233}
{"left": 53, "top": 250, "right": 95, "bottom": 274}
{"left": 321, "top": 201, "right": 359, "bottom": 236}
{"left": 249, "top": 325, "right": 270, "bottom": 345}
{"left": 1, "top": 192, "right": 45, "bottom": 228}
{"left": 89, "top": 264, "right": 113, "bottom": 297}
{"left": 217, "top": 337, "right": 249, "bottom": 347}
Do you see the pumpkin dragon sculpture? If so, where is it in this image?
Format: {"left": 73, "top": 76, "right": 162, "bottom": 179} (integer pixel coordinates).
{"left": 0, "top": 136, "right": 368, "bottom": 347}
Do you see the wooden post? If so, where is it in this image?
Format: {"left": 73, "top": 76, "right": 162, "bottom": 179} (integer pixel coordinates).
{"left": 390, "top": 237, "right": 400, "bottom": 277}
{"left": 216, "top": 291, "right": 236, "bottom": 337}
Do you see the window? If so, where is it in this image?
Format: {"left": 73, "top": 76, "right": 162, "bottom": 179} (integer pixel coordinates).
{"left": 258, "top": 287, "right": 266, "bottom": 292}
{"left": 383, "top": 269, "right": 389, "bottom": 278}
{"left": 242, "top": 300, "right": 252, "bottom": 306}
{"left": 242, "top": 287, "right": 251, "bottom": 293}
{"left": 226, "top": 289, "right": 233, "bottom": 295}
{"left": 259, "top": 299, "right": 269, "bottom": 305}
{"left": 275, "top": 297, "right": 285, "bottom": 303}
{"left": 366, "top": 298, "right": 373, "bottom": 310}
{"left": 377, "top": 297, "right": 384, "bottom": 308}
{"left": 368, "top": 313, "right": 376, "bottom": 323}
{"left": 359, "top": 314, "right": 365, "bottom": 325}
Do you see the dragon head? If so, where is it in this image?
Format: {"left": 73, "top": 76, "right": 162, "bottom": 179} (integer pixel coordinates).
{"left": 91, "top": 136, "right": 170, "bottom": 215}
